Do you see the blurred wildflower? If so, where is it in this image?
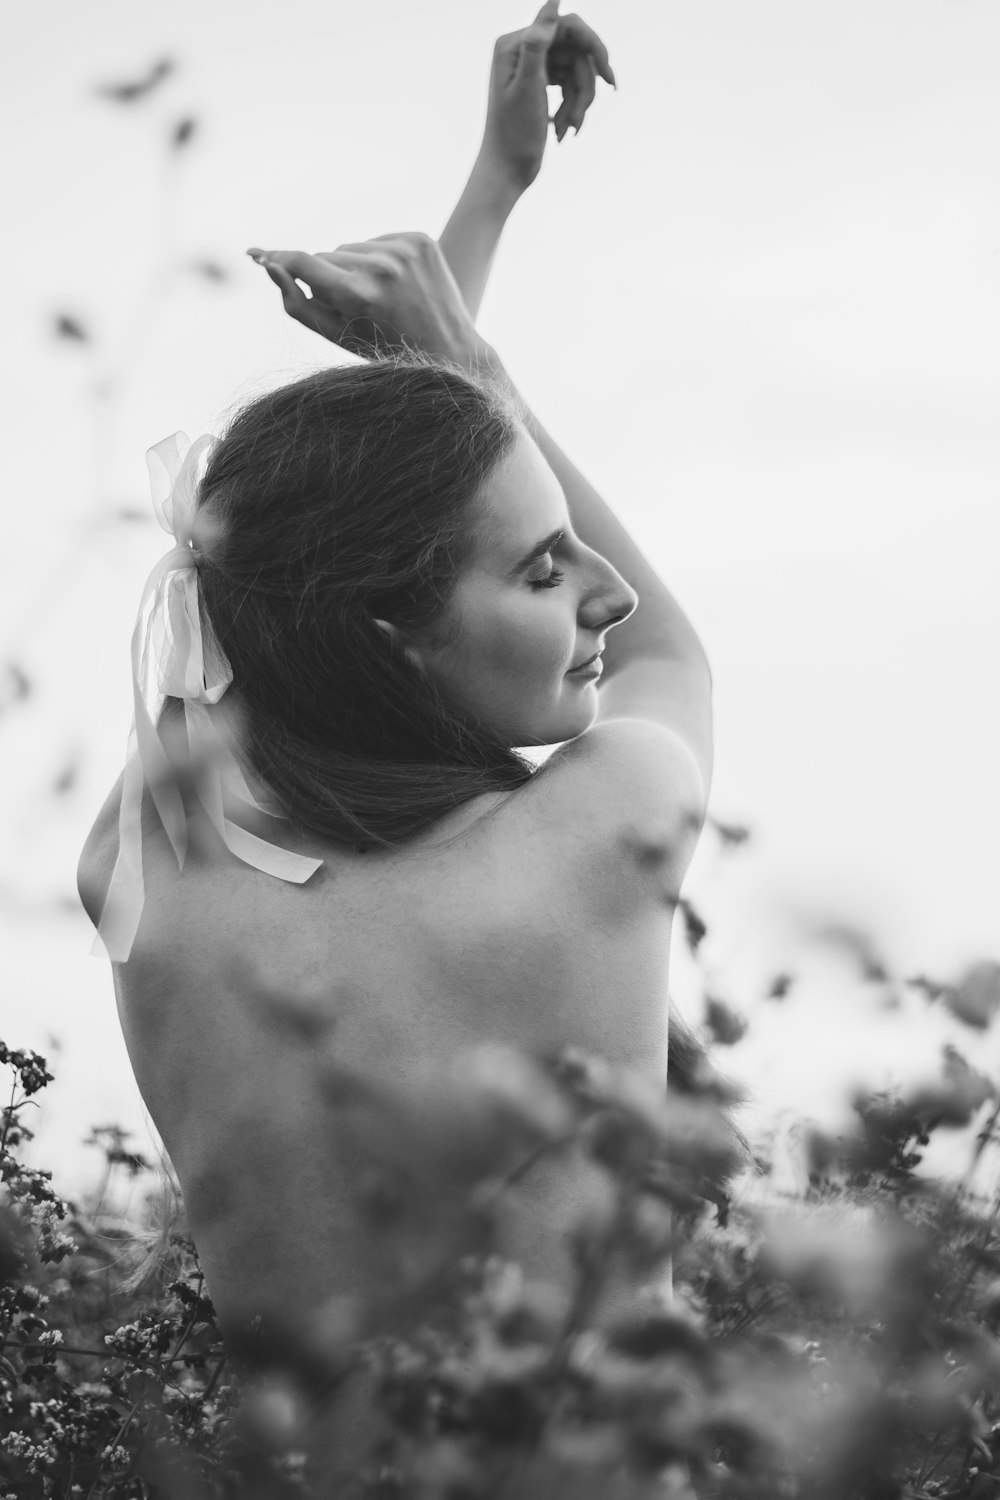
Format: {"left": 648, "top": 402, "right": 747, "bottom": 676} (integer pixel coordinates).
{"left": 189, "top": 259, "right": 229, "bottom": 283}
{"left": 170, "top": 116, "right": 198, "bottom": 151}
{"left": 945, "top": 960, "right": 1000, "bottom": 1031}
{"left": 708, "top": 817, "right": 752, "bottom": 849}
{"left": 94, "top": 57, "right": 175, "bottom": 105}
{"left": 678, "top": 897, "right": 707, "bottom": 952}
{"left": 52, "top": 313, "right": 89, "bottom": 344}
{"left": 0, "top": 663, "right": 32, "bottom": 715}
{"left": 703, "top": 996, "right": 748, "bottom": 1047}
{"left": 814, "top": 919, "right": 891, "bottom": 982}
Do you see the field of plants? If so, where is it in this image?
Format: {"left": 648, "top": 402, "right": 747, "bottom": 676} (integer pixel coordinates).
{"left": 3, "top": 895, "right": 1000, "bottom": 1499}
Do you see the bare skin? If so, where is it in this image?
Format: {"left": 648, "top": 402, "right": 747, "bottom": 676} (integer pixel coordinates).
{"left": 78, "top": 3, "right": 713, "bottom": 1428}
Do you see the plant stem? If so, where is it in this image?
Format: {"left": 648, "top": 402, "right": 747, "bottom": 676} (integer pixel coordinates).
{"left": 0, "top": 1077, "right": 19, "bottom": 1159}
{"left": 15, "top": 1340, "right": 215, "bottom": 1364}
{"left": 200, "top": 1352, "right": 228, "bottom": 1403}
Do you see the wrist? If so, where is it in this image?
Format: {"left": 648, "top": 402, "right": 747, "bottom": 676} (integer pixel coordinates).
{"left": 466, "top": 150, "right": 526, "bottom": 219}
{"left": 448, "top": 331, "right": 504, "bottom": 378}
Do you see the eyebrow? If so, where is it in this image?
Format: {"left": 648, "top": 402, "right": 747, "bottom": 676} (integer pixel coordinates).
{"left": 510, "top": 528, "right": 565, "bottom": 577}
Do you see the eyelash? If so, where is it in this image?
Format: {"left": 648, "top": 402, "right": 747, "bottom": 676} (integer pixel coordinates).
{"left": 529, "top": 566, "right": 565, "bottom": 591}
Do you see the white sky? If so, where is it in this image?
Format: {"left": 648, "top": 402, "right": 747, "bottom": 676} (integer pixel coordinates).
{"left": 3, "top": 0, "right": 999, "bottom": 1194}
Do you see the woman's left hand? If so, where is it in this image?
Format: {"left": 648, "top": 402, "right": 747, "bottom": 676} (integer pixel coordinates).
{"left": 246, "top": 233, "right": 492, "bottom": 368}
{"left": 479, "top": 0, "right": 616, "bottom": 193}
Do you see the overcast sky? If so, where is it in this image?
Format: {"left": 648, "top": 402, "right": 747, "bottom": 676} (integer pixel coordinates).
{"left": 3, "top": 0, "right": 999, "bottom": 1193}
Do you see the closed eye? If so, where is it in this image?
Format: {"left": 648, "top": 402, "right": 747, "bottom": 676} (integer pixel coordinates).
{"left": 529, "top": 565, "right": 565, "bottom": 590}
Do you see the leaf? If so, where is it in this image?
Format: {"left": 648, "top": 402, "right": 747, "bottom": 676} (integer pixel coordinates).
{"left": 54, "top": 313, "right": 89, "bottom": 343}
{"left": 907, "top": 972, "right": 949, "bottom": 1003}
{"left": 189, "top": 259, "right": 229, "bottom": 283}
{"left": 710, "top": 817, "right": 751, "bottom": 849}
{"left": 904, "top": 1046, "right": 995, "bottom": 1130}
{"left": 605, "top": 1308, "right": 707, "bottom": 1362}
{"left": 95, "top": 56, "right": 175, "bottom": 105}
{"left": 815, "top": 921, "right": 890, "bottom": 982}
{"left": 678, "top": 898, "right": 707, "bottom": 953}
{"left": 944, "top": 961, "right": 1000, "bottom": 1031}
{"left": 170, "top": 116, "right": 197, "bottom": 151}
{"left": 703, "top": 997, "right": 747, "bottom": 1047}
{"left": 0, "top": 662, "right": 31, "bottom": 715}
{"left": 52, "top": 757, "right": 79, "bottom": 797}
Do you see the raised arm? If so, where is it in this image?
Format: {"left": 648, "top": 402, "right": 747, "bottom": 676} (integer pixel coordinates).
{"left": 439, "top": 0, "right": 615, "bottom": 321}
{"left": 432, "top": 10, "right": 711, "bottom": 782}
{"left": 248, "top": 9, "right": 711, "bottom": 791}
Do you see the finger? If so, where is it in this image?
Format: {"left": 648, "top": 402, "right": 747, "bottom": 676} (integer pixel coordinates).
{"left": 515, "top": 4, "right": 561, "bottom": 76}
{"left": 261, "top": 261, "right": 319, "bottom": 332}
{"left": 552, "top": 58, "right": 579, "bottom": 141}
{"left": 553, "top": 87, "right": 572, "bottom": 142}
{"left": 569, "top": 52, "right": 597, "bottom": 132}
{"left": 556, "top": 13, "right": 616, "bottom": 87}
{"left": 247, "top": 247, "right": 354, "bottom": 299}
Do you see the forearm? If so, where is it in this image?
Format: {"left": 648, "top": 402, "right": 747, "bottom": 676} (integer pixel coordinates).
{"left": 438, "top": 155, "right": 522, "bottom": 323}
{"left": 491, "top": 353, "right": 711, "bottom": 682}
{"left": 436, "top": 157, "right": 709, "bottom": 682}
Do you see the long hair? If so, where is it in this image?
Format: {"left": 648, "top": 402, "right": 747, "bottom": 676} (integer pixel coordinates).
{"left": 181, "top": 349, "right": 535, "bottom": 848}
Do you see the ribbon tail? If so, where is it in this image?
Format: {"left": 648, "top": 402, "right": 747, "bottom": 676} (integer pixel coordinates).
{"left": 218, "top": 819, "right": 323, "bottom": 883}
{"left": 220, "top": 755, "right": 284, "bottom": 819}
{"left": 185, "top": 703, "right": 323, "bottom": 885}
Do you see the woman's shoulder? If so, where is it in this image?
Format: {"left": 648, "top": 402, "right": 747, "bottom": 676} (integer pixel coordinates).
{"left": 530, "top": 713, "right": 706, "bottom": 832}
{"left": 76, "top": 773, "right": 225, "bottom": 943}
{"left": 511, "top": 715, "right": 709, "bottom": 919}
{"left": 547, "top": 716, "right": 706, "bottom": 812}
{"left": 77, "top": 775, "right": 125, "bottom": 928}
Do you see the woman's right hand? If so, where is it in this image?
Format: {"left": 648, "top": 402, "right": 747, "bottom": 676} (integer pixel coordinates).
{"left": 246, "top": 234, "right": 495, "bottom": 369}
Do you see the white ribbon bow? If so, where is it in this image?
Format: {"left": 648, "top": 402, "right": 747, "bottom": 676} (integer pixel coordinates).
{"left": 93, "top": 432, "right": 322, "bottom": 963}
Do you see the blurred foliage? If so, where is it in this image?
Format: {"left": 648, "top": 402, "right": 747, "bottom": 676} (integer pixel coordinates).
{"left": 95, "top": 59, "right": 175, "bottom": 106}
{"left": 3, "top": 911, "right": 1000, "bottom": 1500}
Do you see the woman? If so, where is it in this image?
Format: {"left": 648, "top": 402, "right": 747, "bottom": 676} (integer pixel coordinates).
{"left": 78, "top": 0, "right": 712, "bottom": 1391}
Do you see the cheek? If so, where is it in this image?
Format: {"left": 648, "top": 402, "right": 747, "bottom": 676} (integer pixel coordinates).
{"left": 487, "top": 599, "right": 569, "bottom": 686}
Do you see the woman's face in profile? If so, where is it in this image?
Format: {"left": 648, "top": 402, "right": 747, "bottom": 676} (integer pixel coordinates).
{"left": 410, "top": 427, "right": 637, "bottom": 747}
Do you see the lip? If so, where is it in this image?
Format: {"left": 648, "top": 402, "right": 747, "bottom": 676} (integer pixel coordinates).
{"left": 567, "top": 650, "right": 604, "bottom": 677}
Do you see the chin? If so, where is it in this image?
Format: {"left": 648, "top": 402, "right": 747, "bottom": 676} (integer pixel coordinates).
{"left": 511, "top": 700, "right": 598, "bottom": 749}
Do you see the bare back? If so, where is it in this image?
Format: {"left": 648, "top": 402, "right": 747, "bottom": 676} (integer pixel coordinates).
{"left": 78, "top": 719, "right": 704, "bottom": 1340}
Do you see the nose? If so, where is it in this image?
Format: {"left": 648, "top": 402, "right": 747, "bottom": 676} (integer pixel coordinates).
{"left": 579, "top": 549, "right": 638, "bottom": 633}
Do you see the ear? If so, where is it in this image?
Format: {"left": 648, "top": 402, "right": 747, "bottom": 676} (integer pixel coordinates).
{"left": 372, "top": 617, "right": 427, "bottom": 675}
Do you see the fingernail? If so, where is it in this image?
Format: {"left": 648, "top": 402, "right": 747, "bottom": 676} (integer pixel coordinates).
{"left": 246, "top": 248, "right": 268, "bottom": 264}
